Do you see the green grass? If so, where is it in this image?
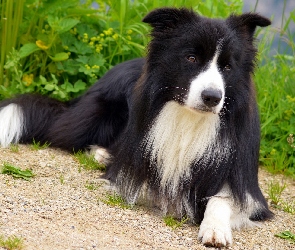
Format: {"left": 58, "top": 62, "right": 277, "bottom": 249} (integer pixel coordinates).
{"left": 101, "top": 193, "right": 132, "bottom": 209}
{"left": 30, "top": 139, "right": 51, "bottom": 151}
{"left": 0, "top": 235, "right": 24, "bottom": 250}
{"left": 267, "top": 180, "right": 295, "bottom": 215}
{"left": 163, "top": 215, "right": 189, "bottom": 230}
{"left": 9, "top": 144, "right": 19, "bottom": 153}
{"left": 74, "top": 151, "right": 106, "bottom": 171}
{"left": 59, "top": 174, "right": 65, "bottom": 184}
{"left": 1, "top": 162, "right": 35, "bottom": 181}
{"left": 267, "top": 181, "right": 286, "bottom": 206}
{"left": 85, "top": 181, "right": 102, "bottom": 191}
{"left": 254, "top": 5, "right": 295, "bottom": 177}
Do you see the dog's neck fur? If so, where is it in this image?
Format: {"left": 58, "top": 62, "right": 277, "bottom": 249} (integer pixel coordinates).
{"left": 143, "top": 101, "right": 227, "bottom": 196}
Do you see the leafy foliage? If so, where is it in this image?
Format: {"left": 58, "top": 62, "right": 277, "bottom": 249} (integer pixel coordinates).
{"left": 1, "top": 162, "right": 35, "bottom": 181}
{"left": 255, "top": 10, "right": 295, "bottom": 176}
{"left": 0, "top": 0, "right": 243, "bottom": 101}
{"left": 275, "top": 231, "right": 295, "bottom": 244}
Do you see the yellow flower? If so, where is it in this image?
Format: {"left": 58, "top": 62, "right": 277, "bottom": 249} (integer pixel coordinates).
{"left": 112, "top": 33, "right": 118, "bottom": 40}
{"left": 127, "top": 29, "right": 133, "bottom": 35}
{"left": 36, "top": 40, "right": 49, "bottom": 50}
{"left": 104, "top": 28, "right": 113, "bottom": 36}
{"left": 22, "top": 74, "right": 34, "bottom": 86}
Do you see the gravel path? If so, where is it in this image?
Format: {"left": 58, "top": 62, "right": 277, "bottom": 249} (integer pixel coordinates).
{"left": 0, "top": 145, "right": 295, "bottom": 250}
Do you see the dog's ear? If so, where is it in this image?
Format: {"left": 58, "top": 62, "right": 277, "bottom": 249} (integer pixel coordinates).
{"left": 142, "top": 8, "right": 196, "bottom": 32}
{"left": 227, "top": 13, "right": 271, "bottom": 37}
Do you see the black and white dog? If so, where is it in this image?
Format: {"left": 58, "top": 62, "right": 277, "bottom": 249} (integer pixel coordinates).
{"left": 0, "top": 8, "right": 273, "bottom": 247}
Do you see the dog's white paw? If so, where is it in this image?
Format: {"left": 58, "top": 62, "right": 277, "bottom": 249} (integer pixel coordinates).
{"left": 89, "top": 146, "right": 111, "bottom": 165}
{"left": 198, "top": 219, "right": 232, "bottom": 247}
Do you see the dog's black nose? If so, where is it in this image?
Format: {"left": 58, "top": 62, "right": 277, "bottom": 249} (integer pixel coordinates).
{"left": 201, "top": 88, "right": 222, "bottom": 107}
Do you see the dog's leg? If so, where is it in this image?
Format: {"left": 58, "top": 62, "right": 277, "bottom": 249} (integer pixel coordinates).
{"left": 89, "top": 146, "right": 111, "bottom": 165}
{"left": 198, "top": 185, "right": 233, "bottom": 247}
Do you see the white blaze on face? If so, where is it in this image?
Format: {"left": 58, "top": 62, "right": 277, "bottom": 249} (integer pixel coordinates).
{"left": 185, "top": 49, "right": 225, "bottom": 113}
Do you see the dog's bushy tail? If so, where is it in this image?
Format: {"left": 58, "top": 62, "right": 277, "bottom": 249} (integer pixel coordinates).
{"left": 0, "top": 94, "right": 67, "bottom": 147}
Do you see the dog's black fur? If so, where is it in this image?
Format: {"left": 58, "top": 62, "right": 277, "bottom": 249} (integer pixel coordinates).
{"left": 0, "top": 8, "right": 273, "bottom": 246}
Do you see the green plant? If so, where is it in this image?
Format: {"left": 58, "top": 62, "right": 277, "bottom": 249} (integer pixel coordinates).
{"left": 282, "top": 200, "right": 295, "bottom": 214}
{"left": 59, "top": 174, "right": 65, "bottom": 184}
{"left": 267, "top": 180, "right": 295, "bottom": 214}
{"left": 30, "top": 139, "right": 50, "bottom": 150}
{"left": 0, "top": 0, "right": 25, "bottom": 89}
{"left": 0, "top": 0, "right": 244, "bottom": 101}
{"left": 275, "top": 230, "right": 295, "bottom": 244}
{"left": 101, "top": 193, "right": 131, "bottom": 209}
{"left": 85, "top": 181, "right": 101, "bottom": 191}
{"left": 1, "top": 162, "right": 35, "bottom": 181}
{"left": 163, "top": 215, "right": 189, "bottom": 230}
{"left": 9, "top": 144, "right": 19, "bottom": 153}
{"left": 0, "top": 235, "right": 24, "bottom": 250}
{"left": 255, "top": 7, "right": 295, "bottom": 177}
{"left": 267, "top": 181, "right": 286, "bottom": 206}
{"left": 74, "top": 151, "right": 106, "bottom": 171}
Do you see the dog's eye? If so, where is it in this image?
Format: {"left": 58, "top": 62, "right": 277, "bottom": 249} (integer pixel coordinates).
{"left": 186, "top": 55, "right": 197, "bottom": 63}
{"left": 224, "top": 64, "right": 231, "bottom": 71}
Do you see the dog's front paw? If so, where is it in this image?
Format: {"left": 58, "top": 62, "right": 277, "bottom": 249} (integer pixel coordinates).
{"left": 198, "top": 219, "right": 232, "bottom": 247}
{"left": 89, "top": 146, "right": 111, "bottom": 165}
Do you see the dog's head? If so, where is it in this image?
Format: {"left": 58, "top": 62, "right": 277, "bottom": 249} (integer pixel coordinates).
{"left": 142, "top": 8, "right": 271, "bottom": 114}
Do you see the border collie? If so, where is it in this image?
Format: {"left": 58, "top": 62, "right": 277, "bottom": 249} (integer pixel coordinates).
{"left": 0, "top": 8, "right": 273, "bottom": 247}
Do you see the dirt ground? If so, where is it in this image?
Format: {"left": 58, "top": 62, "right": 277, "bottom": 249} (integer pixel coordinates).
{"left": 0, "top": 145, "right": 295, "bottom": 250}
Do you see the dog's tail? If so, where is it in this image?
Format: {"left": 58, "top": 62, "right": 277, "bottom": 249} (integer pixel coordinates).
{"left": 0, "top": 94, "right": 67, "bottom": 147}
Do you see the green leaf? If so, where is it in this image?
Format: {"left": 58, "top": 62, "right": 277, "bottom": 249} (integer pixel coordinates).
{"left": 47, "top": 15, "right": 59, "bottom": 31}
{"left": 73, "top": 40, "right": 92, "bottom": 55}
{"left": 44, "top": 84, "right": 56, "bottom": 91}
{"left": 19, "top": 43, "right": 41, "bottom": 58}
{"left": 49, "top": 52, "right": 69, "bottom": 62}
{"left": 88, "top": 54, "right": 105, "bottom": 66}
{"left": 57, "top": 18, "right": 80, "bottom": 34}
{"left": 61, "top": 81, "right": 75, "bottom": 92}
{"left": 2, "top": 163, "right": 35, "bottom": 181}
{"left": 73, "top": 80, "right": 86, "bottom": 92}
{"left": 76, "top": 55, "right": 89, "bottom": 64}
{"left": 275, "top": 231, "right": 295, "bottom": 243}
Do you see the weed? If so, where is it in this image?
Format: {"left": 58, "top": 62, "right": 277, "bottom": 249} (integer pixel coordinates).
{"left": 282, "top": 201, "right": 295, "bottom": 215}
{"left": 59, "top": 174, "right": 65, "bottom": 184}
{"left": 163, "top": 215, "right": 189, "bottom": 230}
{"left": 101, "top": 193, "right": 131, "bottom": 209}
{"left": 9, "top": 144, "right": 19, "bottom": 153}
{"left": 267, "top": 180, "right": 295, "bottom": 214}
{"left": 275, "top": 230, "right": 295, "bottom": 244}
{"left": 74, "top": 151, "right": 105, "bottom": 171}
{"left": 30, "top": 139, "right": 50, "bottom": 151}
{"left": 267, "top": 181, "right": 286, "bottom": 205}
{"left": 1, "top": 162, "right": 34, "bottom": 181}
{"left": 0, "top": 234, "right": 24, "bottom": 250}
{"left": 85, "top": 181, "right": 101, "bottom": 191}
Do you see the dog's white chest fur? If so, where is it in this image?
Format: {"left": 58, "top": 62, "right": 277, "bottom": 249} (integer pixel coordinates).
{"left": 143, "top": 101, "right": 226, "bottom": 195}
